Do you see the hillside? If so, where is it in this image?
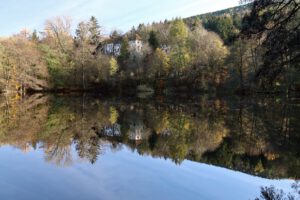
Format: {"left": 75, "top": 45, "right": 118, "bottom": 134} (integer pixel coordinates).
{"left": 183, "top": 4, "right": 252, "bottom": 44}
{"left": 186, "top": 3, "right": 251, "bottom": 21}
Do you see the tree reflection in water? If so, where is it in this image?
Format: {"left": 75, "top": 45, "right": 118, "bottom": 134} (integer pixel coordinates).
{"left": 0, "top": 94, "right": 299, "bottom": 179}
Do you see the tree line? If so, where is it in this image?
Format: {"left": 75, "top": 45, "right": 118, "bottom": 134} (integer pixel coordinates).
{"left": 0, "top": 0, "right": 299, "bottom": 95}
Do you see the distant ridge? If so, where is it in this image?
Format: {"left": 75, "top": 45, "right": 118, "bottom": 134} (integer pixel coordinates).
{"left": 186, "top": 3, "right": 251, "bottom": 20}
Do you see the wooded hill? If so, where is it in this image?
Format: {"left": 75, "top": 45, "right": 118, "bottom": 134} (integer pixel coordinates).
{"left": 0, "top": 1, "right": 299, "bottom": 95}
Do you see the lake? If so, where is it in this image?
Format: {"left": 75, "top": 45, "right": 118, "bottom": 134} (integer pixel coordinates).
{"left": 0, "top": 94, "right": 299, "bottom": 200}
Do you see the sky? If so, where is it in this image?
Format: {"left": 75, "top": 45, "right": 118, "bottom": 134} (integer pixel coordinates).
{"left": 0, "top": 0, "right": 239, "bottom": 36}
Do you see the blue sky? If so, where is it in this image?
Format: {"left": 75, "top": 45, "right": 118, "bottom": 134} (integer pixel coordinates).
{"left": 0, "top": 0, "right": 239, "bottom": 36}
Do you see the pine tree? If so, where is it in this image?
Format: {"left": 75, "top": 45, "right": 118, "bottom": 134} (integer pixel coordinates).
{"left": 89, "top": 16, "right": 101, "bottom": 46}
{"left": 118, "top": 37, "right": 130, "bottom": 68}
{"left": 31, "top": 30, "right": 39, "bottom": 42}
{"left": 148, "top": 31, "right": 159, "bottom": 50}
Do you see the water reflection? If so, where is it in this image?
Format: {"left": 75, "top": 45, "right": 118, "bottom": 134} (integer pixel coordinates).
{"left": 0, "top": 94, "right": 299, "bottom": 179}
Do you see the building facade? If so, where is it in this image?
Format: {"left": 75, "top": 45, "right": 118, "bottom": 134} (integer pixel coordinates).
{"left": 101, "top": 35, "right": 143, "bottom": 57}
{"left": 103, "top": 42, "right": 121, "bottom": 56}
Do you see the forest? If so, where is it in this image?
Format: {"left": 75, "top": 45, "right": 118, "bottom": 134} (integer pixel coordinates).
{"left": 0, "top": 0, "right": 299, "bottom": 95}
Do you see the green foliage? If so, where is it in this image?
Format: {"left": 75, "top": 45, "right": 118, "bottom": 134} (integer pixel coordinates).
{"left": 118, "top": 37, "right": 130, "bottom": 67}
{"left": 169, "top": 19, "right": 191, "bottom": 75}
{"left": 155, "top": 48, "right": 170, "bottom": 75}
{"left": 89, "top": 16, "right": 101, "bottom": 46}
{"left": 148, "top": 30, "right": 160, "bottom": 50}
{"left": 203, "top": 15, "right": 236, "bottom": 44}
{"left": 39, "top": 44, "right": 65, "bottom": 87}
{"left": 170, "top": 46, "right": 191, "bottom": 75}
{"left": 2, "top": 3, "right": 297, "bottom": 94}
{"left": 169, "top": 19, "right": 189, "bottom": 44}
{"left": 185, "top": 4, "right": 250, "bottom": 28}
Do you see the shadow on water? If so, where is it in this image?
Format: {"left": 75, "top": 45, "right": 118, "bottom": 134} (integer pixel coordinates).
{"left": 0, "top": 93, "right": 299, "bottom": 179}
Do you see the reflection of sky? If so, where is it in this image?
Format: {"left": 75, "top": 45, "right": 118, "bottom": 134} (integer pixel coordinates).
{"left": 0, "top": 0, "right": 239, "bottom": 36}
{"left": 0, "top": 145, "right": 294, "bottom": 200}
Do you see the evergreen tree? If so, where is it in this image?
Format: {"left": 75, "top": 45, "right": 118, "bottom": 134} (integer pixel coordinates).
{"left": 110, "top": 30, "right": 122, "bottom": 41}
{"left": 31, "top": 30, "right": 39, "bottom": 42}
{"left": 118, "top": 37, "right": 130, "bottom": 68}
{"left": 148, "top": 30, "right": 159, "bottom": 50}
{"left": 89, "top": 16, "right": 101, "bottom": 46}
{"left": 203, "top": 15, "right": 236, "bottom": 44}
{"left": 128, "top": 26, "right": 136, "bottom": 40}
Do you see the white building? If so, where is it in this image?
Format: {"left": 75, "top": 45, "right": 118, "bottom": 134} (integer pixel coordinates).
{"left": 129, "top": 39, "right": 143, "bottom": 53}
{"left": 101, "top": 34, "right": 143, "bottom": 57}
{"left": 101, "top": 124, "right": 121, "bottom": 137}
{"left": 103, "top": 42, "right": 121, "bottom": 56}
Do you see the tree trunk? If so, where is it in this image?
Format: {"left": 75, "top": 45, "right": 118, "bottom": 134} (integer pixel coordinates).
{"left": 82, "top": 62, "right": 86, "bottom": 90}
{"left": 238, "top": 42, "right": 245, "bottom": 91}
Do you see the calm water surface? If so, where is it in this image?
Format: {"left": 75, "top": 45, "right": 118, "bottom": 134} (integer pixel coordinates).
{"left": 0, "top": 94, "right": 299, "bottom": 200}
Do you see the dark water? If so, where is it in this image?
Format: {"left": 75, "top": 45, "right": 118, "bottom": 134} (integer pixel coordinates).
{"left": 0, "top": 94, "right": 299, "bottom": 200}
